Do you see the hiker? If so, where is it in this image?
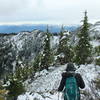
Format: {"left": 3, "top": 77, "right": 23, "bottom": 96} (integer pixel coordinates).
{"left": 58, "top": 62, "right": 85, "bottom": 100}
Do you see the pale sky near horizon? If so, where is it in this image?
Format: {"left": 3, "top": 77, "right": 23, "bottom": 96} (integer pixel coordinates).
{"left": 0, "top": 0, "right": 100, "bottom": 25}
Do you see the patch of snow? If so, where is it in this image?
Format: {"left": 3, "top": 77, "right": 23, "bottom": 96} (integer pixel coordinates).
{"left": 63, "top": 31, "right": 70, "bottom": 35}
{"left": 18, "top": 64, "right": 100, "bottom": 100}
{"left": 50, "top": 36, "right": 59, "bottom": 49}
{"left": 61, "top": 36, "right": 66, "bottom": 40}
{"left": 90, "top": 40, "right": 100, "bottom": 47}
{"left": 39, "top": 69, "right": 49, "bottom": 76}
{"left": 95, "top": 56, "right": 100, "bottom": 59}
{"left": 48, "top": 66, "right": 55, "bottom": 70}
{"left": 57, "top": 53, "right": 65, "bottom": 58}
{"left": 2, "top": 81, "right": 10, "bottom": 87}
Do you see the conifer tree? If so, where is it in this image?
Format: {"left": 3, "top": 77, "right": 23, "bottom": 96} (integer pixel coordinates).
{"left": 60, "top": 25, "right": 64, "bottom": 38}
{"left": 75, "top": 11, "right": 92, "bottom": 65}
{"left": 57, "top": 25, "right": 74, "bottom": 64}
{"left": 40, "top": 25, "right": 54, "bottom": 70}
{"left": 32, "top": 53, "right": 42, "bottom": 71}
{"left": 6, "top": 73, "right": 25, "bottom": 100}
{"left": 57, "top": 25, "right": 65, "bottom": 54}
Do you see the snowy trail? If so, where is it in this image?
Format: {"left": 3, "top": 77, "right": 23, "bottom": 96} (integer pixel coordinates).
{"left": 18, "top": 64, "right": 100, "bottom": 100}
{"left": 26, "top": 65, "right": 66, "bottom": 93}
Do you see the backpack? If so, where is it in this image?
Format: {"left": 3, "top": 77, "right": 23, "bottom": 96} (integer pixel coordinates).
{"left": 64, "top": 74, "right": 80, "bottom": 100}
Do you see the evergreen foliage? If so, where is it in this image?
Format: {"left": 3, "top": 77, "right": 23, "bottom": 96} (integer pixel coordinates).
{"left": 57, "top": 25, "right": 74, "bottom": 64}
{"left": 95, "top": 58, "right": 100, "bottom": 66}
{"left": 32, "top": 54, "right": 42, "bottom": 71}
{"left": 0, "top": 81, "right": 8, "bottom": 100}
{"left": 6, "top": 72, "right": 25, "bottom": 100}
{"left": 57, "top": 25, "right": 65, "bottom": 54}
{"left": 60, "top": 25, "right": 65, "bottom": 39}
{"left": 15, "top": 66, "right": 33, "bottom": 81}
{"left": 94, "top": 46, "right": 100, "bottom": 56}
{"left": 40, "top": 26, "right": 54, "bottom": 70}
{"left": 74, "top": 11, "right": 92, "bottom": 65}
{"left": 2, "top": 65, "right": 33, "bottom": 100}
{"left": 0, "top": 42, "right": 14, "bottom": 78}
{"left": 94, "top": 77, "right": 100, "bottom": 89}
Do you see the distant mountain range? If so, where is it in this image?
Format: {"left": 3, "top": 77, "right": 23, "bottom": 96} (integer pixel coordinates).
{"left": 0, "top": 24, "right": 79, "bottom": 33}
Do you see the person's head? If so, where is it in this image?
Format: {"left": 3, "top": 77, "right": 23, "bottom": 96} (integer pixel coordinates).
{"left": 66, "top": 62, "right": 76, "bottom": 72}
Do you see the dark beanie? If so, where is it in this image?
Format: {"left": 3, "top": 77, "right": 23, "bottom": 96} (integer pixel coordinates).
{"left": 66, "top": 62, "right": 76, "bottom": 71}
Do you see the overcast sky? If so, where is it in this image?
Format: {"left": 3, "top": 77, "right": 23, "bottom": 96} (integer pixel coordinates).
{"left": 0, "top": 0, "right": 100, "bottom": 25}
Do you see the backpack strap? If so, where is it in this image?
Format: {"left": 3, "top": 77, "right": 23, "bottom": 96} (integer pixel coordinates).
{"left": 72, "top": 73, "right": 76, "bottom": 78}
{"left": 68, "top": 71, "right": 76, "bottom": 77}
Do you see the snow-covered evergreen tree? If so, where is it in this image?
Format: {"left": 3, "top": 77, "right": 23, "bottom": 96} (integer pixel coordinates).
{"left": 57, "top": 25, "right": 74, "bottom": 64}
{"left": 40, "top": 26, "right": 54, "bottom": 70}
{"left": 6, "top": 72, "right": 25, "bottom": 100}
{"left": 74, "top": 11, "right": 92, "bottom": 65}
{"left": 57, "top": 25, "right": 65, "bottom": 54}
{"left": 32, "top": 53, "right": 42, "bottom": 71}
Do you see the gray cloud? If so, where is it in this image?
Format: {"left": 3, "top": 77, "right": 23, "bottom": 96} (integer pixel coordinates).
{"left": 0, "top": 0, "right": 100, "bottom": 25}
{"left": 0, "top": 0, "right": 29, "bottom": 15}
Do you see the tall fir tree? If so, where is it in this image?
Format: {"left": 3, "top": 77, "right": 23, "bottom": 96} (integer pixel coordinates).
{"left": 6, "top": 72, "right": 25, "bottom": 100}
{"left": 57, "top": 25, "right": 65, "bottom": 54}
{"left": 75, "top": 11, "right": 92, "bottom": 65}
{"left": 40, "top": 25, "right": 54, "bottom": 70}
{"left": 57, "top": 25, "right": 74, "bottom": 64}
{"left": 32, "top": 53, "right": 42, "bottom": 71}
{"left": 60, "top": 25, "right": 64, "bottom": 39}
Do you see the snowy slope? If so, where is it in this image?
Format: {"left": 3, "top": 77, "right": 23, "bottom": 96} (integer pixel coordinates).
{"left": 0, "top": 30, "right": 46, "bottom": 76}
{"left": 89, "top": 21, "right": 100, "bottom": 39}
{"left": 25, "top": 65, "right": 66, "bottom": 93}
{"left": 90, "top": 40, "right": 100, "bottom": 47}
{"left": 18, "top": 64, "right": 100, "bottom": 100}
{"left": 11, "top": 30, "right": 45, "bottom": 51}
{"left": 88, "top": 22, "right": 100, "bottom": 48}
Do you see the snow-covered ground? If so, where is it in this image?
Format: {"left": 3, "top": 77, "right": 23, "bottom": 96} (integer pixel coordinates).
{"left": 18, "top": 64, "right": 100, "bottom": 100}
